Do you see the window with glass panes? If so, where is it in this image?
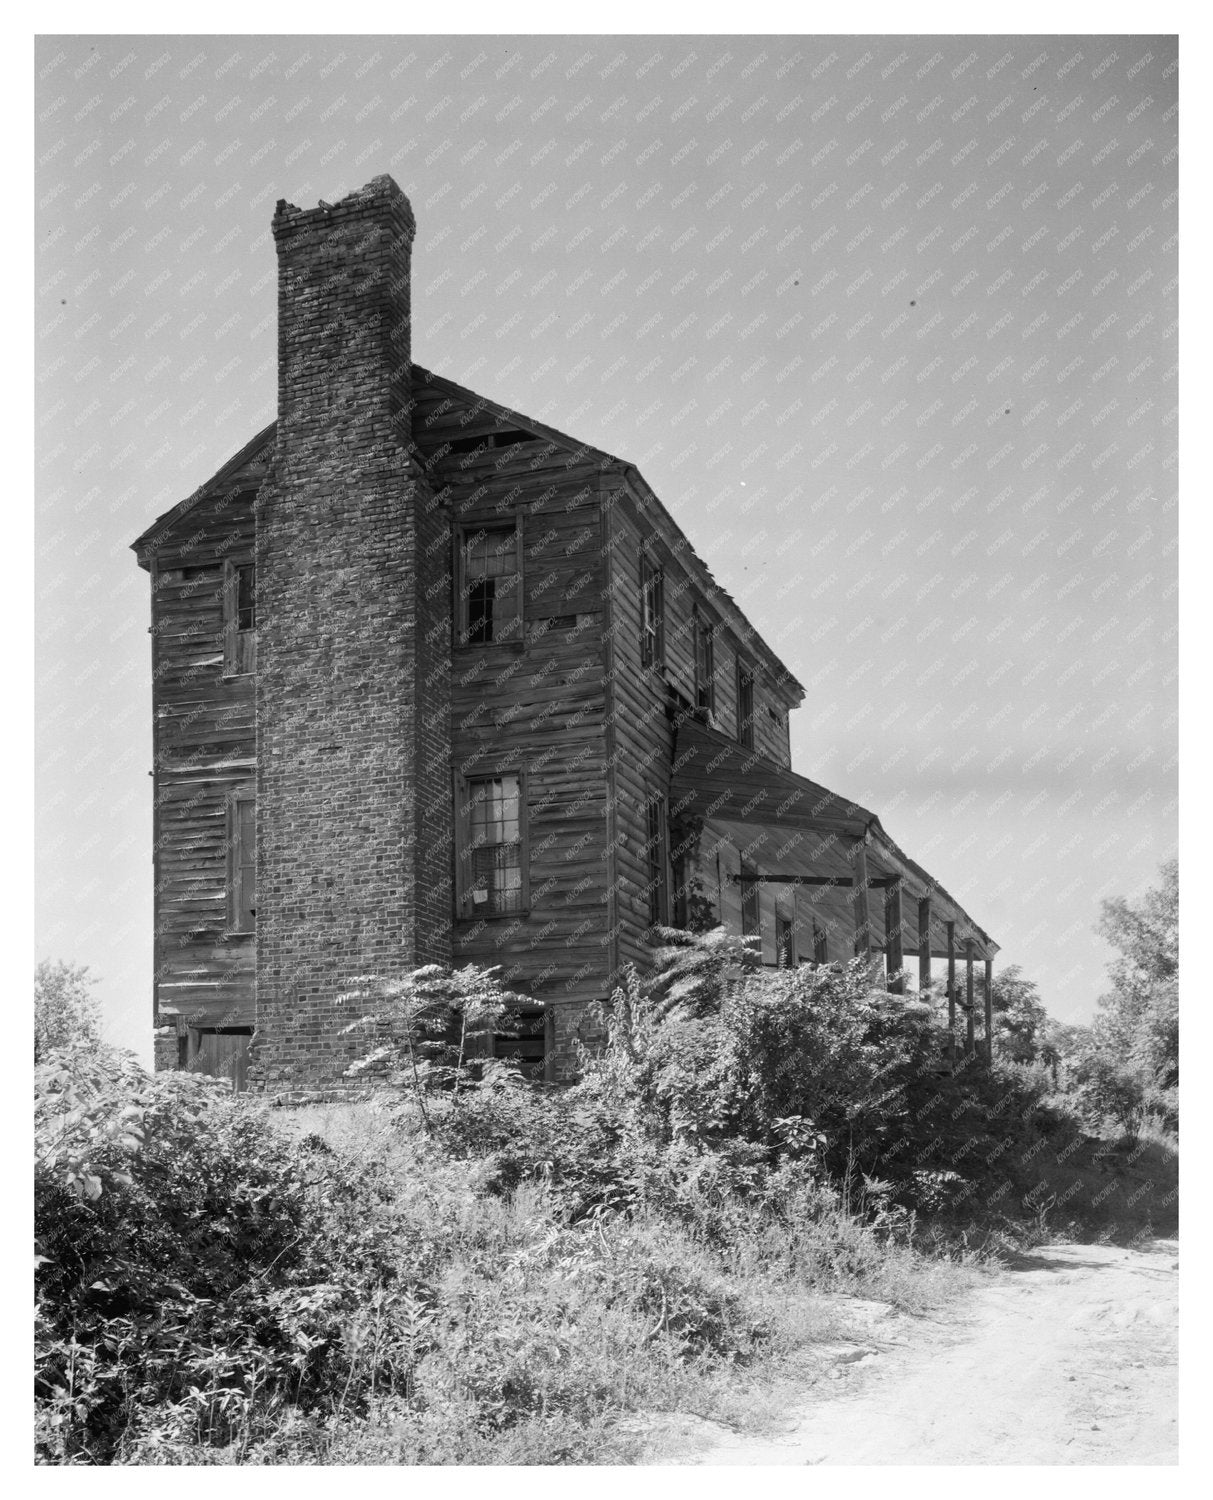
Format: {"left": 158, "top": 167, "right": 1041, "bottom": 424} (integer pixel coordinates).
{"left": 640, "top": 554, "right": 665, "bottom": 668}
{"left": 459, "top": 524, "right": 522, "bottom": 645}
{"left": 223, "top": 560, "right": 257, "bottom": 675}
{"left": 463, "top": 774, "right": 525, "bottom": 915}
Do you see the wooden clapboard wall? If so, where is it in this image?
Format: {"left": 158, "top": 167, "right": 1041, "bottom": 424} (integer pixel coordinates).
{"left": 601, "top": 468, "right": 806, "bottom": 984}
{"left": 413, "top": 371, "right": 614, "bottom": 1009}
{"left": 139, "top": 437, "right": 266, "bottom": 1033}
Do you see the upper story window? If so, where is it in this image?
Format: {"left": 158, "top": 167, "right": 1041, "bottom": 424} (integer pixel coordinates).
{"left": 640, "top": 553, "right": 665, "bottom": 669}
{"left": 223, "top": 560, "right": 256, "bottom": 675}
{"left": 457, "top": 522, "right": 523, "bottom": 647}
{"left": 227, "top": 792, "right": 256, "bottom": 933}
{"left": 456, "top": 771, "right": 528, "bottom": 917}
{"left": 737, "top": 662, "right": 755, "bottom": 749}
{"left": 693, "top": 607, "right": 715, "bottom": 714}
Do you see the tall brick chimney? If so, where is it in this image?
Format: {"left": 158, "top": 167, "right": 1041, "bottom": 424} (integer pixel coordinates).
{"left": 252, "top": 176, "right": 452, "bottom": 1096}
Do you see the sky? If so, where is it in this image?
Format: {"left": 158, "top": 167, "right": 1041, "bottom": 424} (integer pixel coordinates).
{"left": 34, "top": 31, "right": 1178, "bottom": 1061}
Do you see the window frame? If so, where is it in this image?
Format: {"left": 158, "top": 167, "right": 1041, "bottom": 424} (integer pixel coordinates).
{"left": 639, "top": 551, "right": 665, "bottom": 670}
{"left": 740, "top": 865, "right": 760, "bottom": 939}
{"left": 454, "top": 768, "right": 531, "bottom": 920}
{"left": 226, "top": 789, "right": 256, "bottom": 935}
{"left": 222, "top": 558, "right": 256, "bottom": 676}
{"left": 693, "top": 605, "right": 716, "bottom": 714}
{"left": 454, "top": 516, "right": 525, "bottom": 650}
{"left": 775, "top": 908, "right": 796, "bottom": 969}
{"left": 736, "top": 659, "right": 755, "bottom": 749}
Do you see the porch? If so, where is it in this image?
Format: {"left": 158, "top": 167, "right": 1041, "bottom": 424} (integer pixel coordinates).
{"left": 669, "top": 717, "right": 1000, "bottom": 1062}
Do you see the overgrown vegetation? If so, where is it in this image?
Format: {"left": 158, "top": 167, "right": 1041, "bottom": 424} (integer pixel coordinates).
{"left": 1012, "top": 860, "right": 1179, "bottom": 1136}
{"left": 35, "top": 902, "right": 1178, "bottom": 1465}
{"left": 36, "top": 959, "right": 101, "bottom": 1064}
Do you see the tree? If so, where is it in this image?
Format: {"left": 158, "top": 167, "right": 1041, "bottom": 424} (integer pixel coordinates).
{"left": 35, "top": 961, "right": 101, "bottom": 1063}
{"left": 988, "top": 965, "right": 1049, "bottom": 1064}
{"left": 1072, "top": 860, "right": 1179, "bottom": 1132}
{"left": 1094, "top": 858, "right": 1178, "bottom": 1088}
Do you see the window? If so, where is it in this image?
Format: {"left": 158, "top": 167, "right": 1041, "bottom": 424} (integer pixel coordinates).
{"left": 644, "top": 794, "right": 669, "bottom": 926}
{"left": 740, "top": 866, "right": 760, "bottom": 938}
{"left": 737, "top": 662, "right": 755, "bottom": 749}
{"left": 457, "top": 523, "right": 523, "bottom": 646}
{"left": 693, "top": 607, "right": 715, "bottom": 713}
{"left": 223, "top": 560, "right": 256, "bottom": 674}
{"left": 813, "top": 924, "right": 829, "bottom": 965}
{"left": 640, "top": 553, "right": 665, "bottom": 668}
{"left": 457, "top": 772, "right": 528, "bottom": 917}
{"left": 227, "top": 793, "right": 255, "bottom": 933}
{"left": 775, "top": 911, "right": 796, "bottom": 969}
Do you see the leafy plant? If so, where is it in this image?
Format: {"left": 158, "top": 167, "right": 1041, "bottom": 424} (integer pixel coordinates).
{"left": 339, "top": 964, "right": 535, "bottom": 1124}
{"left": 36, "top": 960, "right": 102, "bottom": 1063}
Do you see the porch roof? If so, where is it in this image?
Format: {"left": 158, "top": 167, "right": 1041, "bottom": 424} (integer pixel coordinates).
{"left": 670, "top": 717, "right": 998, "bottom": 960}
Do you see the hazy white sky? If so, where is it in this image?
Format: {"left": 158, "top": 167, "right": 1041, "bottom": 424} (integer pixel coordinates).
{"left": 35, "top": 31, "right": 1177, "bottom": 1058}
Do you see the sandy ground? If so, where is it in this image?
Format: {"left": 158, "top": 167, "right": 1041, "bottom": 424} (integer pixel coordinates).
{"left": 668, "top": 1240, "right": 1178, "bottom": 1466}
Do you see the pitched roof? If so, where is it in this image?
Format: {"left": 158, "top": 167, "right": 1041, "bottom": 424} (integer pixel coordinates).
{"left": 127, "top": 368, "right": 805, "bottom": 697}
{"left": 130, "top": 421, "right": 275, "bottom": 559}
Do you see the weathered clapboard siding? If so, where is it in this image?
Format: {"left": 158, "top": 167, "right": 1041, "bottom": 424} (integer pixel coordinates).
{"left": 601, "top": 468, "right": 807, "bottom": 985}
{"left": 144, "top": 474, "right": 260, "bottom": 1032}
{"left": 425, "top": 387, "right": 614, "bottom": 1016}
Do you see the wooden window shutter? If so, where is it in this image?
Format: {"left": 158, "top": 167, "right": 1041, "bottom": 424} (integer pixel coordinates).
{"left": 737, "top": 662, "right": 755, "bottom": 749}
{"left": 222, "top": 560, "right": 238, "bottom": 674}
{"left": 228, "top": 792, "right": 256, "bottom": 933}
{"left": 645, "top": 794, "right": 669, "bottom": 927}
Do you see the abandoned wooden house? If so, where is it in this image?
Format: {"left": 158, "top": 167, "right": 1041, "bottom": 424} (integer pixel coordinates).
{"left": 132, "top": 175, "right": 998, "bottom": 1094}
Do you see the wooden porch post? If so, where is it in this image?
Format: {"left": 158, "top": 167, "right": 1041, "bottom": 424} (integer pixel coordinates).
{"left": 984, "top": 957, "right": 995, "bottom": 1065}
{"left": 885, "top": 877, "right": 904, "bottom": 993}
{"left": 851, "top": 837, "right": 872, "bottom": 961}
{"left": 917, "top": 896, "right": 932, "bottom": 994}
{"left": 946, "top": 920, "right": 956, "bottom": 1063}
{"left": 965, "top": 939, "right": 976, "bottom": 1058}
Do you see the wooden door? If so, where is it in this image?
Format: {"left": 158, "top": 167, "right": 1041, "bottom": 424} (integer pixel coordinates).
{"left": 193, "top": 1029, "right": 252, "bottom": 1091}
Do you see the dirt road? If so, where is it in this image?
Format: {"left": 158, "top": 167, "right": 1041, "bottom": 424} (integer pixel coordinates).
{"left": 676, "top": 1240, "right": 1178, "bottom": 1465}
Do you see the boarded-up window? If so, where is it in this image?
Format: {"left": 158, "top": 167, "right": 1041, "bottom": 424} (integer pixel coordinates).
{"left": 458, "top": 523, "right": 523, "bottom": 646}
{"left": 693, "top": 607, "right": 715, "bottom": 713}
{"left": 740, "top": 866, "right": 760, "bottom": 938}
{"left": 228, "top": 793, "right": 256, "bottom": 933}
{"left": 640, "top": 554, "right": 665, "bottom": 668}
{"left": 737, "top": 663, "right": 755, "bottom": 749}
{"left": 457, "top": 772, "right": 528, "bottom": 917}
{"left": 645, "top": 795, "right": 669, "bottom": 926}
{"left": 223, "top": 560, "right": 256, "bottom": 674}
